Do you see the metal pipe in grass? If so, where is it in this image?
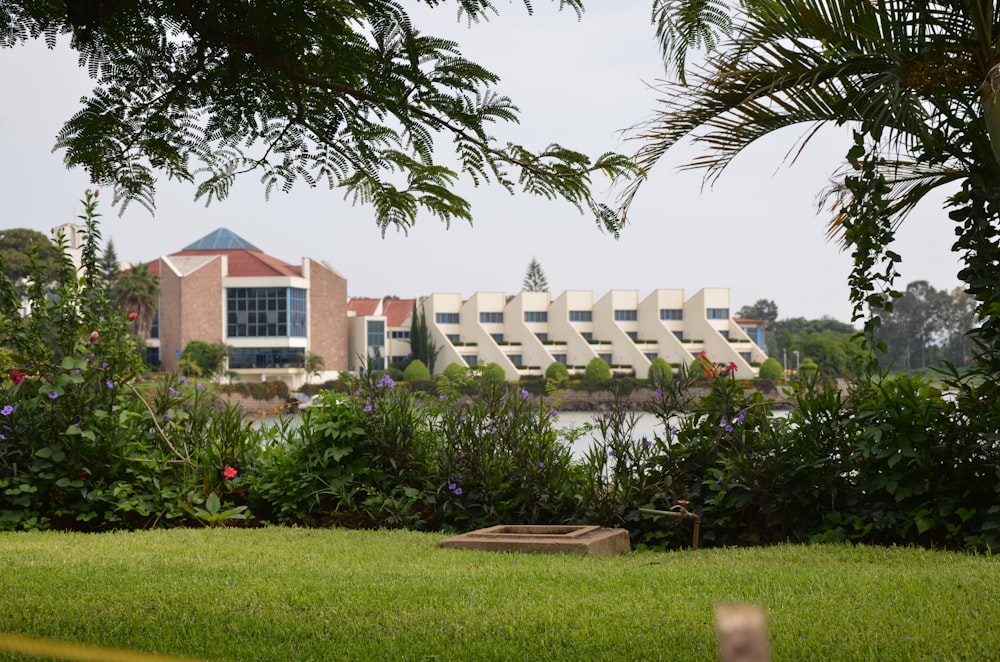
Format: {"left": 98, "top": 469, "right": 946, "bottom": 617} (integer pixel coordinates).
{"left": 638, "top": 505, "right": 701, "bottom": 550}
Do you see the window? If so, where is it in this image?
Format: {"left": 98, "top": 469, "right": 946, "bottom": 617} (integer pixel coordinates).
{"left": 644, "top": 352, "right": 658, "bottom": 361}
{"left": 145, "top": 347, "right": 160, "bottom": 368}
{"left": 226, "top": 287, "right": 307, "bottom": 338}
{"left": 626, "top": 331, "right": 638, "bottom": 341}
{"left": 552, "top": 353, "right": 567, "bottom": 364}
{"left": 614, "top": 309, "right": 638, "bottom": 321}
{"left": 150, "top": 308, "right": 159, "bottom": 338}
{"left": 509, "top": 354, "right": 522, "bottom": 366}
{"left": 707, "top": 308, "right": 730, "bottom": 319}
{"left": 672, "top": 330, "right": 684, "bottom": 340}
{"left": 524, "top": 311, "right": 548, "bottom": 323}
{"left": 480, "top": 311, "right": 504, "bottom": 324}
{"left": 390, "top": 330, "right": 411, "bottom": 339}
{"left": 228, "top": 347, "right": 305, "bottom": 369}
{"left": 535, "top": 332, "right": 548, "bottom": 342}
{"left": 390, "top": 356, "right": 409, "bottom": 365}
{"left": 581, "top": 332, "right": 593, "bottom": 340}
{"left": 367, "top": 320, "right": 385, "bottom": 348}
{"left": 719, "top": 330, "right": 730, "bottom": 339}
{"left": 740, "top": 352, "right": 752, "bottom": 363}
{"left": 446, "top": 334, "right": 460, "bottom": 343}
{"left": 598, "top": 353, "right": 613, "bottom": 364}
{"left": 569, "top": 310, "right": 592, "bottom": 322}
{"left": 660, "top": 308, "right": 683, "bottom": 321}
{"left": 436, "top": 312, "right": 460, "bottom": 324}
{"left": 465, "top": 355, "right": 478, "bottom": 367}
{"left": 490, "top": 333, "right": 505, "bottom": 343}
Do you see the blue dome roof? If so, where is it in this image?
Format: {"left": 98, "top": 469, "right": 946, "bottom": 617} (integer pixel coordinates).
{"left": 183, "top": 228, "right": 261, "bottom": 252}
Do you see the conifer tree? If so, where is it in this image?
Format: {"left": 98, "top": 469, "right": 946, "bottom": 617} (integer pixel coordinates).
{"left": 522, "top": 257, "right": 549, "bottom": 292}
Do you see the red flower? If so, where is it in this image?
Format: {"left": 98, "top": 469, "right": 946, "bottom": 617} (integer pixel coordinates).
{"left": 8, "top": 369, "right": 25, "bottom": 385}
{"left": 726, "top": 362, "right": 738, "bottom": 374}
{"left": 89, "top": 331, "right": 99, "bottom": 344}
{"left": 128, "top": 312, "right": 138, "bottom": 321}
{"left": 677, "top": 499, "right": 690, "bottom": 507}
{"left": 222, "top": 465, "right": 238, "bottom": 480}
{"left": 78, "top": 471, "right": 89, "bottom": 481}
{"left": 94, "top": 189, "right": 99, "bottom": 197}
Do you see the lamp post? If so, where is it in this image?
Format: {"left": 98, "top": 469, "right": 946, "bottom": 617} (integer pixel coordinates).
{"left": 793, "top": 350, "right": 800, "bottom": 372}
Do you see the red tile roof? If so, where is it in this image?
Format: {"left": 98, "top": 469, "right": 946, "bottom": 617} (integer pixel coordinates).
{"left": 347, "top": 298, "right": 380, "bottom": 316}
{"left": 168, "top": 249, "right": 302, "bottom": 278}
{"left": 383, "top": 299, "right": 414, "bottom": 328}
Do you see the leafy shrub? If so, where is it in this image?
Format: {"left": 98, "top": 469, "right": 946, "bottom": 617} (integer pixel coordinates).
{"left": 647, "top": 357, "right": 673, "bottom": 386}
{"left": 544, "top": 361, "right": 569, "bottom": 387}
{"left": 403, "top": 359, "right": 431, "bottom": 382}
{"left": 479, "top": 363, "right": 506, "bottom": 385}
{"left": 798, "top": 357, "right": 819, "bottom": 380}
{"left": 758, "top": 357, "right": 783, "bottom": 381}
{"left": 442, "top": 362, "right": 466, "bottom": 382}
{"left": 583, "top": 357, "right": 611, "bottom": 382}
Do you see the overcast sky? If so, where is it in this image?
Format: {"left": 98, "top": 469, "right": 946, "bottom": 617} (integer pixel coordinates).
{"left": 0, "top": 3, "right": 965, "bottom": 323}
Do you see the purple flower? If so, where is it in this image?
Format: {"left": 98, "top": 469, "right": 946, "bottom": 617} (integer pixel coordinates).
{"left": 489, "top": 427, "right": 497, "bottom": 435}
{"left": 724, "top": 424, "right": 733, "bottom": 433}
{"left": 0, "top": 434, "right": 5, "bottom": 440}
{"left": 1, "top": 405, "right": 13, "bottom": 416}
{"left": 460, "top": 414, "right": 467, "bottom": 422}
{"left": 105, "top": 380, "right": 114, "bottom": 388}
{"left": 734, "top": 409, "right": 747, "bottom": 424}
{"left": 376, "top": 374, "right": 395, "bottom": 389}
{"left": 48, "top": 391, "right": 58, "bottom": 400}
{"left": 644, "top": 438, "right": 653, "bottom": 448}
{"left": 101, "top": 362, "right": 108, "bottom": 369}
{"left": 448, "top": 482, "right": 462, "bottom": 496}
{"left": 655, "top": 388, "right": 663, "bottom": 398}
{"left": 607, "top": 448, "right": 616, "bottom": 458}
{"left": 720, "top": 418, "right": 728, "bottom": 428}
{"left": 439, "top": 394, "right": 446, "bottom": 400}
{"left": 454, "top": 487, "right": 462, "bottom": 496}
{"left": 196, "top": 383, "right": 205, "bottom": 391}
{"left": 603, "top": 411, "right": 612, "bottom": 420}
{"left": 538, "top": 462, "right": 545, "bottom": 468}
{"left": 354, "top": 390, "right": 362, "bottom": 396}
{"left": 669, "top": 426, "right": 679, "bottom": 438}
{"left": 549, "top": 409, "right": 558, "bottom": 418}
{"left": 520, "top": 388, "right": 529, "bottom": 398}
{"left": 168, "top": 387, "right": 179, "bottom": 396}
{"left": 363, "top": 405, "right": 373, "bottom": 413}
{"left": 181, "top": 376, "right": 188, "bottom": 385}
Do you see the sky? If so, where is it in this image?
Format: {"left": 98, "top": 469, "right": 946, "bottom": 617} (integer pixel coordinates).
{"left": 0, "top": 3, "right": 966, "bottom": 324}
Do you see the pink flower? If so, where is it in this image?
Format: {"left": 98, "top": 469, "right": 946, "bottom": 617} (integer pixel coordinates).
{"left": 8, "top": 369, "right": 24, "bottom": 385}
{"left": 89, "top": 331, "right": 99, "bottom": 344}
{"left": 128, "top": 312, "right": 138, "bottom": 321}
{"left": 222, "top": 466, "right": 238, "bottom": 480}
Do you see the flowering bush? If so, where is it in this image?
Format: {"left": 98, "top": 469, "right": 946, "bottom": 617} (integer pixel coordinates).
{"left": 0, "top": 191, "right": 259, "bottom": 530}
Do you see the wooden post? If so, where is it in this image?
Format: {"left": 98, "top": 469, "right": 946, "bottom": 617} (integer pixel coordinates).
{"left": 715, "top": 604, "right": 770, "bottom": 662}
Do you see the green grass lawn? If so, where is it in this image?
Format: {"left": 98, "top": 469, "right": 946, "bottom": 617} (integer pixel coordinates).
{"left": 0, "top": 528, "right": 997, "bottom": 661}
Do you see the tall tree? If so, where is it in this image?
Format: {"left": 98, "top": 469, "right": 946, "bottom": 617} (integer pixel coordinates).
{"left": 522, "top": 257, "right": 549, "bottom": 292}
{"left": 112, "top": 263, "right": 160, "bottom": 340}
{"left": 628, "top": 0, "right": 1000, "bottom": 369}
{"left": 409, "top": 299, "right": 440, "bottom": 373}
{"left": 736, "top": 299, "right": 778, "bottom": 326}
{"left": 0, "top": 228, "right": 61, "bottom": 295}
{"left": 99, "top": 238, "right": 120, "bottom": 290}
{"left": 3, "top": 1, "right": 635, "bottom": 232}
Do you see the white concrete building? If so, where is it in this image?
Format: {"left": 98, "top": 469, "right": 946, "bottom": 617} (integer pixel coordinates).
{"left": 411, "top": 288, "right": 767, "bottom": 381}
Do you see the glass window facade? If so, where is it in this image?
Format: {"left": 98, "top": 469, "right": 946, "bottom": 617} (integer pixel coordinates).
{"left": 390, "top": 330, "right": 411, "bottom": 339}
{"left": 524, "top": 311, "right": 548, "bottom": 323}
{"left": 480, "top": 312, "right": 503, "bottom": 324}
{"left": 446, "top": 334, "right": 460, "bottom": 343}
{"left": 226, "top": 288, "right": 307, "bottom": 338}
{"left": 569, "top": 310, "right": 592, "bottom": 322}
{"left": 660, "top": 308, "right": 683, "bottom": 321}
{"left": 465, "top": 355, "right": 478, "bottom": 367}
{"left": 614, "top": 309, "right": 638, "bottom": 321}
{"left": 707, "top": 308, "right": 730, "bottom": 319}
{"left": 644, "top": 352, "right": 658, "bottom": 361}
{"left": 367, "top": 320, "right": 385, "bottom": 348}
{"left": 436, "top": 312, "right": 460, "bottom": 324}
{"left": 491, "top": 333, "right": 504, "bottom": 343}
{"left": 626, "top": 331, "right": 638, "bottom": 340}
{"left": 598, "top": 353, "right": 613, "bottom": 364}
{"left": 535, "top": 332, "right": 548, "bottom": 342}
{"left": 229, "top": 347, "right": 305, "bottom": 369}
{"left": 552, "top": 354, "right": 567, "bottom": 364}
{"left": 509, "top": 354, "right": 522, "bottom": 366}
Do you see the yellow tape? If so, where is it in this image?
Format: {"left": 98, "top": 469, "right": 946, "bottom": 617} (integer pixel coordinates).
{"left": 0, "top": 632, "right": 203, "bottom": 662}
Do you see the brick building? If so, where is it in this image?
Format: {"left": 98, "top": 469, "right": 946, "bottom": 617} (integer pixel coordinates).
{"left": 147, "top": 228, "right": 348, "bottom": 388}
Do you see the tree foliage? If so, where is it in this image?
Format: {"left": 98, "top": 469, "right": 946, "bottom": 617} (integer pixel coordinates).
{"left": 112, "top": 262, "right": 160, "bottom": 340}
{"left": 403, "top": 358, "right": 431, "bottom": 382}
{"left": 630, "top": 0, "right": 1000, "bottom": 378}
{"left": 583, "top": 356, "right": 611, "bottom": 382}
{"left": 2, "top": 0, "right": 636, "bottom": 232}
{"left": 0, "top": 228, "right": 61, "bottom": 294}
{"left": 736, "top": 299, "right": 778, "bottom": 326}
{"left": 179, "top": 340, "right": 228, "bottom": 379}
{"left": 521, "top": 257, "right": 549, "bottom": 292}
{"left": 409, "top": 299, "right": 439, "bottom": 373}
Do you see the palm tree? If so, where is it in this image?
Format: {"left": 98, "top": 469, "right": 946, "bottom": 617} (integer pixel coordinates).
{"left": 628, "top": 0, "right": 1000, "bottom": 350}
{"left": 113, "top": 263, "right": 160, "bottom": 340}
